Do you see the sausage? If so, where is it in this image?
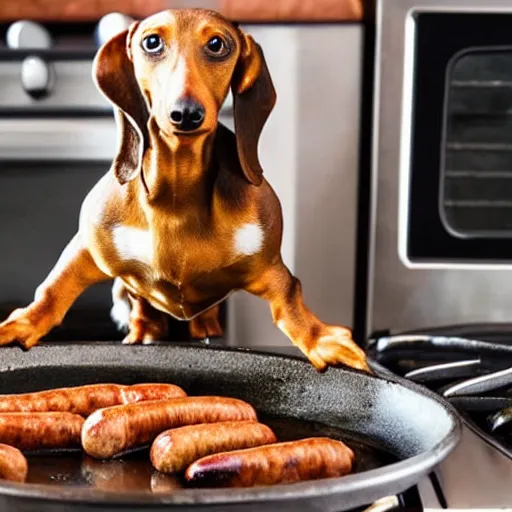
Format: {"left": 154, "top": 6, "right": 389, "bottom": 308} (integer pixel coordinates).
{"left": 0, "top": 412, "right": 84, "bottom": 451}
{"left": 82, "top": 396, "right": 257, "bottom": 459}
{"left": 0, "top": 383, "right": 186, "bottom": 416}
{"left": 185, "top": 437, "right": 354, "bottom": 487}
{"left": 0, "top": 444, "right": 28, "bottom": 482}
{"left": 120, "top": 384, "right": 187, "bottom": 405}
{"left": 150, "top": 421, "right": 277, "bottom": 474}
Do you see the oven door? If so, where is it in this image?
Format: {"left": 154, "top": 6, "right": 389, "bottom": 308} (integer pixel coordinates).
{"left": 369, "top": 1, "right": 512, "bottom": 336}
{"left": 0, "top": 117, "right": 123, "bottom": 341}
{"left": 405, "top": 9, "right": 512, "bottom": 263}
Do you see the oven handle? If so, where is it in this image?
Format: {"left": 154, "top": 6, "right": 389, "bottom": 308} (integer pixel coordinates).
{"left": 0, "top": 118, "right": 117, "bottom": 161}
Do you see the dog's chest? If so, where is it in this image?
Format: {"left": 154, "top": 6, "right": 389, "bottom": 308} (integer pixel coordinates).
{"left": 112, "top": 226, "right": 153, "bottom": 266}
{"left": 109, "top": 221, "right": 264, "bottom": 319}
{"left": 110, "top": 221, "right": 264, "bottom": 282}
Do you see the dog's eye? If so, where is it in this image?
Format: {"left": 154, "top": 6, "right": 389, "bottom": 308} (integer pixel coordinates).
{"left": 205, "top": 36, "right": 229, "bottom": 58}
{"left": 207, "top": 37, "right": 223, "bottom": 53}
{"left": 142, "top": 34, "right": 164, "bottom": 54}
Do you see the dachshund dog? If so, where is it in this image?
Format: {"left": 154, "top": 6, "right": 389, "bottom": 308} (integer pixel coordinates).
{"left": 0, "top": 9, "right": 369, "bottom": 372}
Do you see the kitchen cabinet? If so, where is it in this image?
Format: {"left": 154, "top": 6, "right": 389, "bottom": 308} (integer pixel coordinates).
{"left": 0, "top": 0, "right": 363, "bottom": 22}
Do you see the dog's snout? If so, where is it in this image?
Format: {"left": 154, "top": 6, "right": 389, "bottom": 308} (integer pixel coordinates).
{"left": 170, "top": 98, "right": 205, "bottom": 132}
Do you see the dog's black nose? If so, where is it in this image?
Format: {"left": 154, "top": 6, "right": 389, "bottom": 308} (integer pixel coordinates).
{"left": 170, "top": 98, "right": 205, "bottom": 131}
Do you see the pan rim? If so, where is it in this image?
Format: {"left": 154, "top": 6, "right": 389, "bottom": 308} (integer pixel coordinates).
{"left": 0, "top": 343, "right": 462, "bottom": 507}
{"left": 0, "top": 435, "right": 458, "bottom": 506}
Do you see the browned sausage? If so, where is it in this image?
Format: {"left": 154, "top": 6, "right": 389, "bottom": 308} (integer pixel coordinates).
{"left": 0, "top": 412, "right": 84, "bottom": 451}
{"left": 185, "top": 437, "right": 354, "bottom": 487}
{"left": 0, "top": 444, "right": 28, "bottom": 482}
{"left": 0, "top": 383, "right": 186, "bottom": 416}
{"left": 82, "top": 396, "right": 257, "bottom": 459}
{"left": 150, "top": 421, "right": 277, "bottom": 474}
{"left": 120, "top": 384, "right": 187, "bottom": 404}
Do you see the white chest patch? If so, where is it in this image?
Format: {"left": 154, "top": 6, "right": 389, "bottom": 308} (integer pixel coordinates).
{"left": 234, "top": 223, "right": 263, "bottom": 256}
{"left": 112, "top": 226, "right": 153, "bottom": 264}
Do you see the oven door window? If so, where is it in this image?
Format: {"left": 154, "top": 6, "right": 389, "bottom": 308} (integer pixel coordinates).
{"left": 407, "top": 13, "right": 512, "bottom": 262}
{"left": 442, "top": 48, "right": 512, "bottom": 237}
{"left": 0, "top": 159, "right": 123, "bottom": 341}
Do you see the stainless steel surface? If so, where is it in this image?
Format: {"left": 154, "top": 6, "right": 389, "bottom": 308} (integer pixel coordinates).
{"left": 412, "top": 422, "right": 512, "bottom": 508}
{"left": 368, "top": 0, "right": 512, "bottom": 336}
{"left": 0, "top": 61, "right": 110, "bottom": 110}
{"left": 0, "top": 158, "right": 114, "bottom": 308}
{"left": 0, "top": 119, "right": 116, "bottom": 160}
{"left": 431, "top": 423, "right": 512, "bottom": 508}
{"left": 227, "top": 25, "right": 362, "bottom": 347}
{"left": 0, "top": 54, "right": 115, "bottom": 310}
{"left": 370, "top": 6, "right": 512, "bottom": 503}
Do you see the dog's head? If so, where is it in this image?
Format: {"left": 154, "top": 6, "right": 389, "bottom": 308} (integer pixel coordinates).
{"left": 93, "top": 9, "right": 276, "bottom": 186}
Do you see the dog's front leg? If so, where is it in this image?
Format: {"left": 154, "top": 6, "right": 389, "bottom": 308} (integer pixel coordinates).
{"left": 189, "top": 305, "right": 223, "bottom": 340}
{"left": 122, "top": 295, "right": 169, "bottom": 345}
{"left": 0, "top": 234, "right": 109, "bottom": 349}
{"left": 246, "top": 262, "right": 370, "bottom": 372}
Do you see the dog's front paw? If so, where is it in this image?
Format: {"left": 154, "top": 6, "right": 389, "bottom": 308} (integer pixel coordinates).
{"left": 122, "top": 331, "right": 159, "bottom": 345}
{"left": 0, "top": 308, "right": 43, "bottom": 350}
{"left": 306, "top": 325, "right": 370, "bottom": 373}
{"left": 122, "top": 317, "right": 167, "bottom": 345}
{"left": 189, "top": 310, "right": 223, "bottom": 340}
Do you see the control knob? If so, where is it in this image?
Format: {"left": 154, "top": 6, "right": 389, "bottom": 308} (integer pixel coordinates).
{"left": 95, "top": 13, "right": 134, "bottom": 46}
{"left": 6, "top": 20, "right": 54, "bottom": 100}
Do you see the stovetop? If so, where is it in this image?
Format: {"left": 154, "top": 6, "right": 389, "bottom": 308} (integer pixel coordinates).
{"left": 366, "top": 325, "right": 512, "bottom": 509}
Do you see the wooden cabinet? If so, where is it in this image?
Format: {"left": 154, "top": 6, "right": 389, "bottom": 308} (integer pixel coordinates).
{"left": 0, "top": 0, "right": 363, "bottom": 22}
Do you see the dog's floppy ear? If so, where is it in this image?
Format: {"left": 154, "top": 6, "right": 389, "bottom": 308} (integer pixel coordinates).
{"left": 93, "top": 22, "right": 149, "bottom": 185}
{"left": 232, "top": 32, "right": 276, "bottom": 186}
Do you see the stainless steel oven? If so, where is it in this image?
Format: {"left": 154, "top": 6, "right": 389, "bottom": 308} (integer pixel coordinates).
{"left": 366, "top": 6, "right": 512, "bottom": 507}
{"left": 367, "top": 0, "right": 512, "bottom": 337}
{"left": 0, "top": 50, "right": 125, "bottom": 340}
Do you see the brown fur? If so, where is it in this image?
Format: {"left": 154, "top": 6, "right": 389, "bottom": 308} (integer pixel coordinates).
{"left": 0, "top": 9, "right": 368, "bottom": 372}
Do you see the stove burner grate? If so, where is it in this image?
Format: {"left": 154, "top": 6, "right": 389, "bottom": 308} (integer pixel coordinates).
{"left": 368, "top": 327, "right": 512, "bottom": 460}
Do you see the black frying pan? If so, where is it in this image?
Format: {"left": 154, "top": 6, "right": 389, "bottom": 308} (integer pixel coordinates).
{"left": 0, "top": 342, "right": 460, "bottom": 511}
